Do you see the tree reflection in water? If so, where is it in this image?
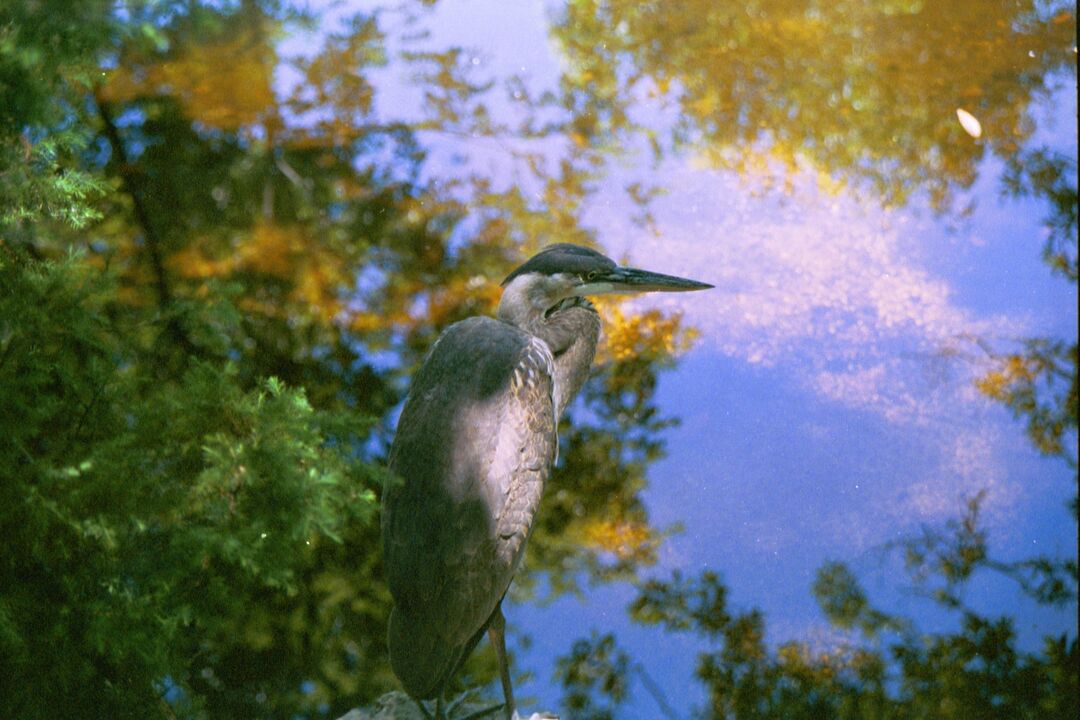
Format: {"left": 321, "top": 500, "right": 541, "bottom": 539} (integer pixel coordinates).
{"left": 0, "top": 0, "right": 1074, "bottom": 717}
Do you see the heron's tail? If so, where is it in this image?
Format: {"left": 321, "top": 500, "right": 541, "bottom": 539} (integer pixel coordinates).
{"left": 387, "top": 606, "right": 460, "bottom": 700}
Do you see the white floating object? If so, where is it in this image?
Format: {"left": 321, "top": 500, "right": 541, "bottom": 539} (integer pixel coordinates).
{"left": 956, "top": 108, "right": 982, "bottom": 138}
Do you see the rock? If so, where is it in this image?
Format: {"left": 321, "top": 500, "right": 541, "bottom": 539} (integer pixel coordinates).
{"left": 334, "top": 692, "right": 427, "bottom": 720}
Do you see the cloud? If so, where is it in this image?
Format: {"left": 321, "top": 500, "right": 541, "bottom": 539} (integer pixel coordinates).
{"left": 893, "top": 426, "right": 1019, "bottom": 526}
{"left": 616, "top": 170, "right": 989, "bottom": 365}
{"left": 602, "top": 162, "right": 1021, "bottom": 422}
{"left": 591, "top": 160, "right": 1028, "bottom": 525}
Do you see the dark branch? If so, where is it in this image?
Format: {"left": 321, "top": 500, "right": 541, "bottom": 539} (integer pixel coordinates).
{"left": 94, "top": 92, "right": 199, "bottom": 354}
{"left": 94, "top": 92, "right": 172, "bottom": 309}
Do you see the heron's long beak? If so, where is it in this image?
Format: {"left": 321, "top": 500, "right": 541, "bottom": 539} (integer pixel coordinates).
{"left": 575, "top": 266, "right": 713, "bottom": 296}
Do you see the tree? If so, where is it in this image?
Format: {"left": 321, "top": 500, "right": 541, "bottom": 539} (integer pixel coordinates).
{"left": 5, "top": 0, "right": 1073, "bottom": 715}
{"left": 551, "top": 0, "right": 1076, "bottom": 209}
{"left": 1, "top": 1, "right": 692, "bottom": 716}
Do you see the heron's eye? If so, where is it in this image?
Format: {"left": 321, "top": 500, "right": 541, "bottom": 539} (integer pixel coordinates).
{"left": 585, "top": 271, "right": 599, "bottom": 281}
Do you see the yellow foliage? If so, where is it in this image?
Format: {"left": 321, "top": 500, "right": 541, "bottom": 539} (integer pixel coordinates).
{"left": 166, "top": 221, "right": 347, "bottom": 324}
{"left": 777, "top": 641, "right": 856, "bottom": 683}
{"left": 595, "top": 297, "right": 695, "bottom": 364}
{"left": 168, "top": 243, "right": 236, "bottom": 279}
{"left": 975, "top": 370, "right": 1009, "bottom": 401}
{"left": 975, "top": 346, "right": 1073, "bottom": 457}
{"left": 241, "top": 222, "right": 299, "bottom": 278}
{"left": 581, "top": 517, "right": 657, "bottom": 561}
{"left": 556, "top": 0, "right": 1076, "bottom": 207}
{"left": 102, "top": 28, "right": 275, "bottom": 130}
{"left": 348, "top": 312, "right": 385, "bottom": 334}
{"left": 974, "top": 354, "right": 1038, "bottom": 401}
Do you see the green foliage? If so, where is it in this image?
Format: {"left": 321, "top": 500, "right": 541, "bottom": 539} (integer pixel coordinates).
{"left": 976, "top": 340, "right": 1079, "bottom": 484}
{"left": 4, "top": 0, "right": 1074, "bottom": 716}
{"left": 0, "top": 0, "right": 113, "bottom": 230}
{"left": 563, "top": 559, "right": 1077, "bottom": 719}
{"left": 630, "top": 570, "right": 730, "bottom": 636}
{"left": 555, "top": 633, "right": 630, "bottom": 720}
{"left": 0, "top": 129, "right": 107, "bottom": 229}
{"left": 0, "top": 253, "right": 379, "bottom": 718}
{"left": 1003, "top": 149, "right": 1079, "bottom": 282}
{"left": 1, "top": 0, "right": 692, "bottom": 713}
{"left": 0, "top": 0, "right": 113, "bottom": 133}
{"left": 812, "top": 563, "right": 902, "bottom": 636}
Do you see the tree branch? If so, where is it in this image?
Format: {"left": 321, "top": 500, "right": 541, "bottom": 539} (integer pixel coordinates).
{"left": 94, "top": 93, "right": 173, "bottom": 308}
{"left": 94, "top": 92, "right": 197, "bottom": 353}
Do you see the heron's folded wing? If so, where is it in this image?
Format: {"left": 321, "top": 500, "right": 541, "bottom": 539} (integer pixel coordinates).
{"left": 383, "top": 317, "right": 557, "bottom": 650}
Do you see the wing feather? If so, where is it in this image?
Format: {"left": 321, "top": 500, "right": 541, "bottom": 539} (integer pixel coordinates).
{"left": 382, "top": 317, "right": 556, "bottom": 697}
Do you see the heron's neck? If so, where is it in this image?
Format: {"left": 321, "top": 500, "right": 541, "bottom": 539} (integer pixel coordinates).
{"left": 544, "top": 302, "right": 601, "bottom": 416}
{"left": 497, "top": 279, "right": 600, "bottom": 415}
{"left": 496, "top": 275, "right": 551, "bottom": 332}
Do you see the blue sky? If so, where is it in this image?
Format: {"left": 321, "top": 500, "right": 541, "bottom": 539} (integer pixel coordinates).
{"left": 285, "top": 1, "right": 1077, "bottom": 715}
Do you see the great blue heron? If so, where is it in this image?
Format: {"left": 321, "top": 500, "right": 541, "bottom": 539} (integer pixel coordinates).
{"left": 382, "top": 243, "right": 712, "bottom": 719}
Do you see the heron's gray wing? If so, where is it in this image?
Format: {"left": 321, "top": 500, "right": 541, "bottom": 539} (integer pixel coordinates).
{"left": 382, "top": 316, "right": 556, "bottom": 695}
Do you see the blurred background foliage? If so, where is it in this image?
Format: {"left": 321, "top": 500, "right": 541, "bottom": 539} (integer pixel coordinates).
{"left": 0, "top": 0, "right": 1075, "bottom": 718}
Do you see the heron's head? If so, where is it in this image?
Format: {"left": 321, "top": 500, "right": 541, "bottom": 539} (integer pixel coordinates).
{"left": 497, "top": 243, "right": 712, "bottom": 326}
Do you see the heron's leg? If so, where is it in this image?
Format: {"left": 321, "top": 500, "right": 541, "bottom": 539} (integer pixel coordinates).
{"left": 435, "top": 696, "right": 445, "bottom": 720}
{"left": 488, "top": 603, "right": 515, "bottom": 720}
